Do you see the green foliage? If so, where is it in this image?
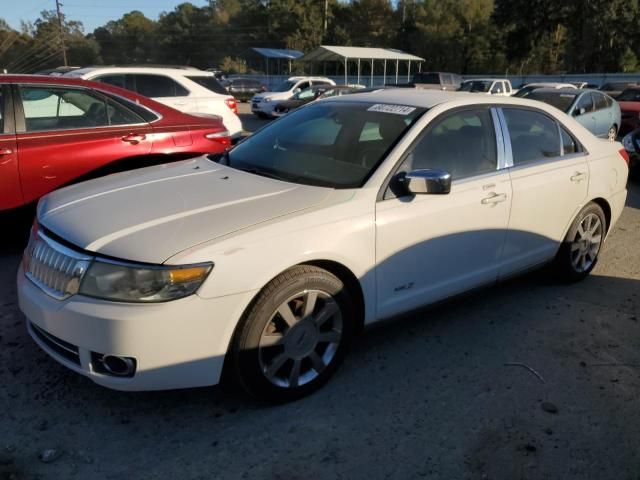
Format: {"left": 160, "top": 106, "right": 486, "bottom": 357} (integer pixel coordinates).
{"left": 220, "top": 56, "right": 248, "bottom": 73}
{"left": 1, "top": 0, "right": 639, "bottom": 74}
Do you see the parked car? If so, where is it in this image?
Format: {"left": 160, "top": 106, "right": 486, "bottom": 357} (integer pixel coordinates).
{"left": 251, "top": 76, "right": 336, "bottom": 118}
{"left": 66, "top": 67, "right": 243, "bottom": 139}
{"left": 616, "top": 87, "right": 640, "bottom": 135}
{"left": 272, "top": 84, "right": 362, "bottom": 117}
{"left": 18, "top": 90, "right": 628, "bottom": 402}
{"left": 224, "top": 77, "right": 266, "bottom": 102}
{"left": 0, "top": 75, "right": 230, "bottom": 211}
{"left": 525, "top": 88, "right": 620, "bottom": 140}
{"left": 458, "top": 78, "right": 513, "bottom": 96}
{"left": 512, "top": 82, "right": 577, "bottom": 98}
{"left": 34, "top": 66, "right": 82, "bottom": 76}
{"left": 599, "top": 81, "right": 639, "bottom": 99}
{"left": 621, "top": 128, "right": 640, "bottom": 177}
{"left": 385, "top": 72, "right": 462, "bottom": 91}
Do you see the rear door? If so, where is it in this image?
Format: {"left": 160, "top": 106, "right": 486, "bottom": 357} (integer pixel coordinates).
{"left": 572, "top": 92, "right": 596, "bottom": 134}
{"left": 499, "top": 107, "right": 589, "bottom": 275}
{"left": 0, "top": 84, "right": 23, "bottom": 210}
{"left": 15, "top": 84, "right": 152, "bottom": 204}
{"left": 131, "top": 74, "right": 196, "bottom": 112}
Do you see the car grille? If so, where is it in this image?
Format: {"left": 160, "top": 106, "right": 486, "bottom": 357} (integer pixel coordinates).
{"left": 29, "top": 321, "right": 81, "bottom": 366}
{"left": 24, "top": 230, "right": 92, "bottom": 300}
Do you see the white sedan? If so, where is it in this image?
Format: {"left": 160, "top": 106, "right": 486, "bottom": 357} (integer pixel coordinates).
{"left": 18, "top": 90, "right": 629, "bottom": 402}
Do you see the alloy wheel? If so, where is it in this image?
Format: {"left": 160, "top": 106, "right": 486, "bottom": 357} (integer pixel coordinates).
{"left": 258, "top": 290, "right": 343, "bottom": 388}
{"left": 570, "top": 213, "right": 603, "bottom": 273}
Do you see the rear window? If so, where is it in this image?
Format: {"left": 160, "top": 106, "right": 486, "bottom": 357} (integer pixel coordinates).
{"left": 103, "top": 93, "right": 160, "bottom": 123}
{"left": 133, "top": 74, "right": 189, "bottom": 98}
{"left": 413, "top": 73, "right": 440, "bottom": 84}
{"left": 526, "top": 91, "right": 576, "bottom": 112}
{"left": 186, "top": 76, "right": 227, "bottom": 95}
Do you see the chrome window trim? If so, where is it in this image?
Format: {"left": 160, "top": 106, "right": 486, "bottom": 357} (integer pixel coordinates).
{"left": 17, "top": 83, "right": 158, "bottom": 134}
{"left": 495, "top": 108, "right": 513, "bottom": 168}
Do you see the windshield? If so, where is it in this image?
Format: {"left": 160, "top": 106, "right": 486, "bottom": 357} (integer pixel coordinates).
{"left": 273, "top": 80, "right": 297, "bottom": 92}
{"left": 186, "top": 76, "right": 227, "bottom": 95}
{"left": 458, "top": 80, "right": 492, "bottom": 92}
{"left": 526, "top": 91, "right": 577, "bottom": 112}
{"left": 617, "top": 89, "right": 640, "bottom": 101}
{"left": 225, "top": 102, "right": 425, "bottom": 188}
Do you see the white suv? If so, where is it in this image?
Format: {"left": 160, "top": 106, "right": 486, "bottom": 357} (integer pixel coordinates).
{"left": 251, "top": 76, "right": 336, "bottom": 117}
{"left": 66, "top": 67, "right": 243, "bottom": 138}
{"left": 459, "top": 78, "right": 513, "bottom": 96}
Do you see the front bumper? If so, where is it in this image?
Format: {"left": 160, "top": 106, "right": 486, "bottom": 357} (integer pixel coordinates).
{"left": 18, "top": 268, "right": 256, "bottom": 391}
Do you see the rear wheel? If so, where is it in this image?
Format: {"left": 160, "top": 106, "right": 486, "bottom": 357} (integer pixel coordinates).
{"left": 554, "top": 202, "right": 606, "bottom": 281}
{"left": 231, "top": 265, "right": 354, "bottom": 402}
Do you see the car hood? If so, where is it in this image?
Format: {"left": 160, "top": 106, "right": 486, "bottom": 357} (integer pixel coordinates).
{"left": 38, "top": 157, "right": 331, "bottom": 264}
{"left": 619, "top": 101, "right": 640, "bottom": 112}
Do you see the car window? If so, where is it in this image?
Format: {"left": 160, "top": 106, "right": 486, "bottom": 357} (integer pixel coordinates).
{"left": 560, "top": 126, "right": 580, "bottom": 155}
{"left": 593, "top": 92, "right": 608, "bottom": 110}
{"left": 103, "top": 93, "right": 159, "bottom": 123}
{"left": 399, "top": 108, "right": 497, "bottom": 180}
{"left": 526, "top": 91, "right": 576, "bottom": 112}
{"left": 503, "top": 108, "right": 561, "bottom": 164}
{"left": 105, "top": 98, "right": 145, "bottom": 126}
{"left": 295, "top": 88, "right": 316, "bottom": 100}
{"left": 504, "top": 82, "right": 512, "bottom": 93}
{"left": 20, "top": 86, "right": 110, "bottom": 131}
{"left": 575, "top": 93, "right": 594, "bottom": 114}
{"left": 185, "top": 76, "right": 227, "bottom": 95}
{"left": 94, "top": 74, "right": 127, "bottom": 89}
{"left": 491, "top": 82, "right": 503, "bottom": 94}
{"left": 133, "top": 74, "right": 189, "bottom": 98}
{"left": 295, "top": 81, "right": 310, "bottom": 91}
{"left": 226, "top": 101, "right": 424, "bottom": 188}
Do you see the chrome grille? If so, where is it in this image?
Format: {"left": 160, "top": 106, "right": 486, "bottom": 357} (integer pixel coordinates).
{"left": 24, "top": 230, "right": 92, "bottom": 300}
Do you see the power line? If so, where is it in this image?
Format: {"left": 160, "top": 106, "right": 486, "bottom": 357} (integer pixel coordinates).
{"left": 5, "top": 31, "right": 60, "bottom": 71}
{"left": 11, "top": 42, "right": 61, "bottom": 73}
{"left": 55, "top": 0, "right": 68, "bottom": 66}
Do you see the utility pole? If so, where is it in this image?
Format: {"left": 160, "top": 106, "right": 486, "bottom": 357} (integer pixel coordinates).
{"left": 55, "top": 0, "right": 67, "bottom": 66}
{"left": 323, "top": 0, "right": 329, "bottom": 39}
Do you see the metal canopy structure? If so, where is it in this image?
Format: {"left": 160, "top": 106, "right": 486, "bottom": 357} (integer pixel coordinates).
{"left": 244, "top": 48, "right": 303, "bottom": 75}
{"left": 298, "top": 45, "right": 425, "bottom": 85}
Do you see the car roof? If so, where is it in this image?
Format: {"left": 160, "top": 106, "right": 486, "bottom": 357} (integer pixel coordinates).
{"left": 323, "top": 88, "right": 565, "bottom": 109}
{"left": 528, "top": 88, "right": 581, "bottom": 94}
{"left": 525, "top": 82, "right": 575, "bottom": 88}
{"left": 66, "top": 67, "right": 215, "bottom": 78}
{"left": 463, "top": 78, "right": 507, "bottom": 82}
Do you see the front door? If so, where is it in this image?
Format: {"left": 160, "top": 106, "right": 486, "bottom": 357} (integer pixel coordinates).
{"left": 15, "top": 84, "right": 152, "bottom": 204}
{"left": 375, "top": 107, "right": 512, "bottom": 319}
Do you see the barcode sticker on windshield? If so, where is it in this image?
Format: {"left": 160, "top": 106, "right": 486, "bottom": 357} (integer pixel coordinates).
{"left": 367, "top": 104, "right": 416, "bottom": 115}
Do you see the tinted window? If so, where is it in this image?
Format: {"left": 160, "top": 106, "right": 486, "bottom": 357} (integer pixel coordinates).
{"left": 459, "top": 80, "right": 491, "bottom": 92}
{"left": 526, "top": 91, "right": 576, "bottom": 112}
{"left": 503, "top": 108, "right": 561, "bottom": 164}
{"left": 593, "top": 93, "right": 608, "bottom": 110}
{"left": 575, "top": 93, "right": 594, "bottom": 114}
{"left": 400, "top": 108, "right": 497, "bottom": 180}
{"left": 296, "top": 81, "right": 311, "bottom": 91}
{"left": 105, "top": 98, "right": 145, "bottom": 125}
{"left": 95, "top": 74, "right": 127, "bottom": 89}
{"left": 560, "top": 126, "right": 579, "bottom": 155}
{"left": 133, "top": 75, "right": 188, "bottom": 97}
{"left": 490, "top": 82, "right": 503, "bottom": 94}
{"left": 617, "top": 89, "right": 640, "bottom": 101}
{"left": 20, "top": 86, "right": 110, "bottom": 131}
{"left": 103, "top": 93, "right": 159, "bottom": 123}
{"left": 226, "top": 102, "right": 424, "bottom": 188}
{"left": 185, "top": 76, "right": 227, "bottom": 95}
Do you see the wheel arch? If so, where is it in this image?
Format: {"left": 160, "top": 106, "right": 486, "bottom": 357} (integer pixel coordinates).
{"left": 590, "top": 197, "right": 612, "bottom": 232}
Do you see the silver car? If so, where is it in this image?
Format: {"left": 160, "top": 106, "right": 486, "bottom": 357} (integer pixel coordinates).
{"left": 526, "top": 88, "right": 621, "bottom": 140}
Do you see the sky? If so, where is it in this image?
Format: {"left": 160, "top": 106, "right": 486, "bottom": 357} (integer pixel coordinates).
{"left": 4, "top": 0, "right": 210, "bottom": 33}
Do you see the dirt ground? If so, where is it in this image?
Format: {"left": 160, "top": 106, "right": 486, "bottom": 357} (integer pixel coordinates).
{"left": 1, "top": 117, "right": 639, "bottom": 479}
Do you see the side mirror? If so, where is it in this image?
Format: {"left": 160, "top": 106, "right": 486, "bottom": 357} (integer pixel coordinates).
{"left": 574, "top": 107, "right": 586, "bottom": 116}
{"left": 398, "top": 169, "right": 451, "bottom": 195}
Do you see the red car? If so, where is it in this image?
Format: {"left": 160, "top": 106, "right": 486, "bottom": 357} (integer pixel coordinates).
{"left": 617, "top": 87, "right": 640, "bottom": 135}
{"left": 0, "top": 75, "right": 231, "bottom": 211}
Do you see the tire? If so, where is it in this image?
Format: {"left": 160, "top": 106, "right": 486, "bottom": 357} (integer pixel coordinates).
{"left": 231, "top": 265, "right": 355, "bottom": 403}
{"left": 607, "top": 125, "right": 618, "bottom": 142}
{"left": 554, "top": 202, "right": 607, "bottom": 282}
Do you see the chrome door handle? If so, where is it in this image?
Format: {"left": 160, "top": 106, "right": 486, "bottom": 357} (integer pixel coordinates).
{"left": 481, "top": 192, "right": 507, "bottom": 205}
{"left": 570, "top": 172, "right": 587, "bottom": 182}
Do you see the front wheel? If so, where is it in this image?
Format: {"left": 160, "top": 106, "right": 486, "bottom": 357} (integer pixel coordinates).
{"left": 554, "top": 202, "right": 606, "bottom": 281}
{"left": 231, "top": 266, "right": 354, "bottom": 402}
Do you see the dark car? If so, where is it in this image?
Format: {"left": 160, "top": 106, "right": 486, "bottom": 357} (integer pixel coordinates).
{"left": 599, "top": 81, "right": 639, "bottom": 99}
{"left": 0, "top": 75, "right": 230, "bottom": 211}
{"left": 621, "top": 127, "right": 640, "bottom": 178}
{"left": 272, "top": 85, "right": 362, "bottom": 117}
{"left": 225, "top": 78, "right": 266, "bottom": 102}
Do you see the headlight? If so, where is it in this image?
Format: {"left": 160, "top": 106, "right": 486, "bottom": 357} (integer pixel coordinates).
{"left": 622, "top": 133, "right": 635, "bottom": 152}
{"left": 78, "top": 260, "right": 213, "bottom": 303}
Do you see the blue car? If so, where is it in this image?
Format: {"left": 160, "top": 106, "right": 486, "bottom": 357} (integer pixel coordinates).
{"left": 526, "top": 88, "right": 621, "bottom": 140}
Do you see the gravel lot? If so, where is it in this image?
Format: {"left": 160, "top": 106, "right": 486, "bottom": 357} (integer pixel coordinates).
{"left": 1, "top": 111, "right": 639, "bottom": 480}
